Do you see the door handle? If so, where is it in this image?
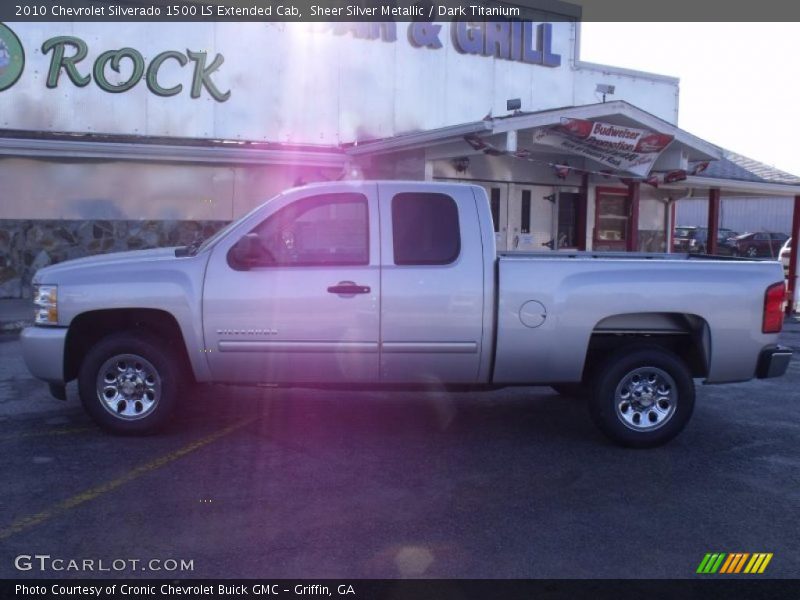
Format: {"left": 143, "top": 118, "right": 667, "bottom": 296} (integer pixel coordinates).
{"left": 327, "top": 281, "right": 371, "bottom": 295}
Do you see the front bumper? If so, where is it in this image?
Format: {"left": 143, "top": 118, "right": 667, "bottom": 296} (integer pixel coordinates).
{"left": 756, "top": 345, "right": 793, "bottom": 379}
{"left": 20, "top": 326, "right": 68, "bottom": 384}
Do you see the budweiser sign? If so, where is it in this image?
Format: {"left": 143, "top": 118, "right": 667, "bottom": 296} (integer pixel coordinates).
{"left": 533, "top": 118, "right": 674, "bottom": 177}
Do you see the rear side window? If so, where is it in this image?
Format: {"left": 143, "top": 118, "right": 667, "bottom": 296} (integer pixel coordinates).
{"left": 392, "top": 192, "right": 460, "bottom": 265}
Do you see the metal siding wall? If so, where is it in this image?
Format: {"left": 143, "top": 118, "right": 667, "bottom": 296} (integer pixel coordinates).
{"left": 676, "top": 197, "right": 794, "bottom": 235}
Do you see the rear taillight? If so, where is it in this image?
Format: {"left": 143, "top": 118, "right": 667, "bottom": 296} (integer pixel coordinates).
{"left": 763, "top": 282, "right": 786, "bottom": 333}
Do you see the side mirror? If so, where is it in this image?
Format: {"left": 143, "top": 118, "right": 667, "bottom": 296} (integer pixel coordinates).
{"left": 229, "top": 233, "right": 268, "bottom": 270}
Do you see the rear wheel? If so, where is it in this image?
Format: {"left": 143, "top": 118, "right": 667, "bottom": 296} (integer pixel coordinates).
{"left": 78, "top": 332, "right": 181, "bottom": 434}
{"left": 588, "top": 346, "right": 694, "bottom": 448}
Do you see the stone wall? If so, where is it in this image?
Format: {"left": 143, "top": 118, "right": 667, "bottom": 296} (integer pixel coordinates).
{"left": 0, "top": 219, "right": 228, "bottom": 298}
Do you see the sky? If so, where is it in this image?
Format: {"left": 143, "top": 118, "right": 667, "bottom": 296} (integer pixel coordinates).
{"left": 580, "top": 23, "right": 800, "bottom": 176}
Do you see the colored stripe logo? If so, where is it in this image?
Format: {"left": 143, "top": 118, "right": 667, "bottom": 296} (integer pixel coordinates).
{"left": 697, "top": 553, "right": 773, "bottom": 574}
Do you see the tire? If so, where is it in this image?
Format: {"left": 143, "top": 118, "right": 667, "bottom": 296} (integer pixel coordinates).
{"left": 550, "top": 383, "right": 589, "bottom": 399}
{"left": 745, "top": 246, "right": 758, "bottom": 258}
{"left": 78, "top": 332, "right": 181, "bottom": 434}
{"left": 588, "top": 345, "right": 694, "bottom": 448}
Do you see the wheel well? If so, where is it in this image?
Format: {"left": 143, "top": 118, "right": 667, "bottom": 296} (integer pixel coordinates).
{"left": 64, "top": 309, "right": 194, "bottom": 383}
{"left": 584, "top": 312, "right": 710, "bottom": 380}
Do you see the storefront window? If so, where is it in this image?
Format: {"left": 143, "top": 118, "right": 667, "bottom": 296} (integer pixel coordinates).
{"left": 594, "top": 190, "right": 629, "bottom": 250}
{"left": 596, "top": 194, "right": 628, "bottom": 241}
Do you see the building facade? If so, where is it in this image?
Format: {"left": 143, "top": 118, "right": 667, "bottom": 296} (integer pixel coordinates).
{"left": 1, "top": 15, "right": 799, "bottom": 301}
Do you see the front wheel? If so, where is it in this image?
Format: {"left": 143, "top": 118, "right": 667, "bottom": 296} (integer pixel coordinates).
{"left": 588, "top": 346, "right": 695, "bottom": 448}
{"left": 78, "top": 332, "right": 181, "bottom": 434}
{"left": 745, "top": 246, "right": 758, "bottom": 257}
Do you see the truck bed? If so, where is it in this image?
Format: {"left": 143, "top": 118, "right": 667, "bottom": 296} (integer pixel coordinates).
{"left": 493, "top": 251, "right": 785, "bottom": 385}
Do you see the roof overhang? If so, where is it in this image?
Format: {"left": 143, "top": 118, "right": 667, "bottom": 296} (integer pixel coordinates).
{"left": 664, "top": 176, "right": 800, "bottom": 198}
{"left": 0, "top": 135, "right": 348, "bottom": 167}
{"left": 348, "top": 121, "right": 491, "bottom": 157}
{"left": 347, "top": 100, "right": 722, "bottom": 163}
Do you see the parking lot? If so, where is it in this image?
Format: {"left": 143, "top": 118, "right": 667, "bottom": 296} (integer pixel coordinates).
{"left": 1, "top": 324, "right": 799, "bottom": 579}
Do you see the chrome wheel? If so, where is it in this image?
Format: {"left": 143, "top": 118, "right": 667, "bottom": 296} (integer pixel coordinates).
{"left": 614, "top": 366, "right": 676, "bottom": 432}
{"left": 96, "top": 354, "right": 161, "bottom": 420}
{"left": 746, "top": 246, "right": 758, "bottom": 257}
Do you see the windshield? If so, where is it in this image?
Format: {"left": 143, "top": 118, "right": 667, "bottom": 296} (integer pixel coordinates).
{"left": 194, "top": 194, "right": 283, "bottom": 254}
{"left": 674, "top": 227, "right": 696, "bottom": 238}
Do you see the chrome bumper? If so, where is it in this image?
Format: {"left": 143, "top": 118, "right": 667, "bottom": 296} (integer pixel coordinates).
{"left": 756, "top": 345, "right": 793, "bottom": 379}
{"left": 20, "top": 326, "right": 68, "bottom": 384}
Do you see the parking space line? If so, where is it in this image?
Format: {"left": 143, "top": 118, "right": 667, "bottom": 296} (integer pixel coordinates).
{"left": 0, "top": 427, "right": 96, "bottom": 442}
{"left": 0, "top": 417, "right": 257, "bottom": 541}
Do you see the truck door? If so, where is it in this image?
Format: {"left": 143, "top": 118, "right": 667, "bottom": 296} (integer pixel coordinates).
{"left": 202, "top": 184, "right": 380, "bottom": 383}
{"left": 378, "top": 182, "right": 486, "bottom": 383}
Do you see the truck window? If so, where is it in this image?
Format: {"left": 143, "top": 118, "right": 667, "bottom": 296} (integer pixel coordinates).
{"left": 251, "top": 193, "right": 369, "bottom": 266}
{"left": 391, "top": 192, "right": 460, "bottom": 265}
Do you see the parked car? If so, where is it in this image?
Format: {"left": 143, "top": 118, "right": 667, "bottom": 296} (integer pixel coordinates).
{"left": 726, "top": 232, "right": 789, "bottom": 258}
{"left": 673, "top": 226, "right": 737, "bottom": 254}
{"left": 780, "top": 237, "right": 792, "bottom": 274}
{"left": 20, "top": 181, "right": 791, "bottom": 448}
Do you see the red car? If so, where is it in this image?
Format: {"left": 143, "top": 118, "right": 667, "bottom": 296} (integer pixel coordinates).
{"left": 726, "top": 232, "right": 789, "bottom": 258}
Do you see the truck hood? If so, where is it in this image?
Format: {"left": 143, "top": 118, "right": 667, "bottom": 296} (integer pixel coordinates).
{"left": 34, "top": 247, "right": 185, "bottom": 284}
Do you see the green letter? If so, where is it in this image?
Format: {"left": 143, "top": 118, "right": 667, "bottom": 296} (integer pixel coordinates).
{"left": 187, "top": 50, "right": 230, "bottom": 102}
{"left": 146, "top": 51, "right": 188, "bottom": 97}
{"left": 93, "top": 48, "right": 144, "bottom": 93}
{"left": 41, "top": 36, "right": 90, "bottom": 88}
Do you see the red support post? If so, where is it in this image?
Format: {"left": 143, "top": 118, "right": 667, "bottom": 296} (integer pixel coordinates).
{"left": 787, "top": 195, "right": 800, "bottom": 315}
{"left": 707, "top": 188, "right": 720, "bottom": 255}
{"left": 627, "top": 181, "right": 640, "bottom": 252}
{"left": 667, "top": 199, "right": 676, "bottom": 253}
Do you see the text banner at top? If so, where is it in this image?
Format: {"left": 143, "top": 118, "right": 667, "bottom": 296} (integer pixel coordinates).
{"left": 2, "top": 0, "right": 800, "bottom": 22}
{"left": 4, "top": 0, "right": 578, "bottom": 22}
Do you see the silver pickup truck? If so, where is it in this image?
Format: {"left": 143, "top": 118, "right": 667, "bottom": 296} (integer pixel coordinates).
{"left": 20, "top": 181, "right": 792, "bottom": 447}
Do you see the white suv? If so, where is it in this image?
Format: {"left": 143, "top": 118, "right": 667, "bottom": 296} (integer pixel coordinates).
{"left": 780, "top": 237, "right": 792, "bottom": 274}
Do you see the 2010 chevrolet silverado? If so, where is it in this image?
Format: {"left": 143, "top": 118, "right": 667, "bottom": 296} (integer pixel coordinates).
{"left": 20, "top": 181, "right": 792, "bottom": 447}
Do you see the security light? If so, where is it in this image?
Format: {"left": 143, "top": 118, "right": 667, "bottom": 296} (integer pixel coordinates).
{"left": 596, "top": 84, "right": 615, "bottom": 103}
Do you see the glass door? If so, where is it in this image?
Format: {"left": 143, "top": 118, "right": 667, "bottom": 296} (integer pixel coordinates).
{"left": 508, "top": 184, "right": 555, "bottom": 252}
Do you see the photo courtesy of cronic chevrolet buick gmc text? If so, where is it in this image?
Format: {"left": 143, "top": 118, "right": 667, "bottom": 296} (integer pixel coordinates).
{"left": 20, "top": 181, "right": 792, "bottom": 447}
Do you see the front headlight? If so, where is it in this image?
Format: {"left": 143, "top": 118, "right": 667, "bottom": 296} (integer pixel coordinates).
{"left": 33, "top": 284, "right": 58, "bottom": 325}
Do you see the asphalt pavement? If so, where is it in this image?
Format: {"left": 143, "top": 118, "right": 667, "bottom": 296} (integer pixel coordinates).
{"left": 1, "top": 322, "right": 799, "bottom": 579}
